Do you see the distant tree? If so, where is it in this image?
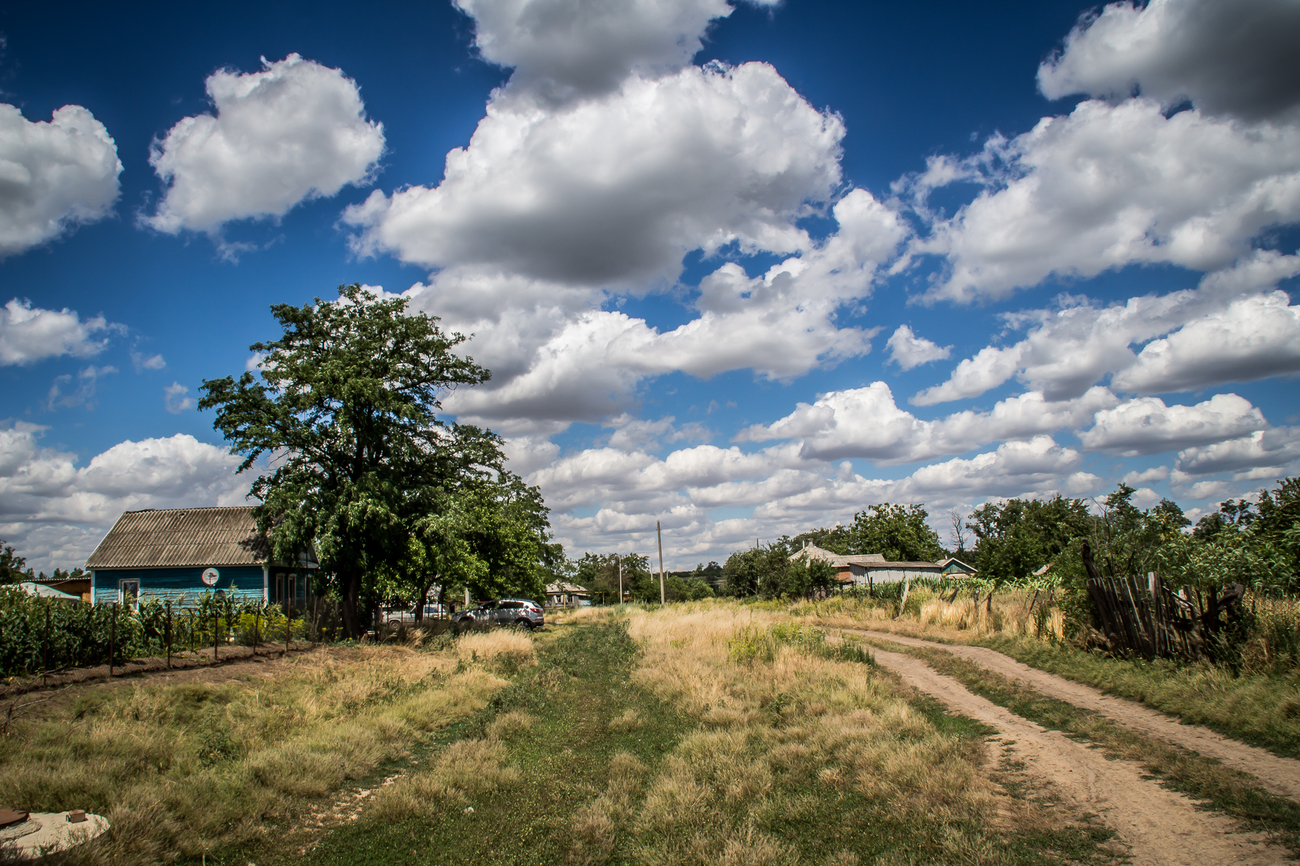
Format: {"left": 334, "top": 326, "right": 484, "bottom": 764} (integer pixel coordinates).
{"left": 722, "top": 544, "right": 835, "bottom": 599}
{"left": 788, "top": 525, "right": 852, "bottom": 555}
{"left": 948, "top": 508, "right": 969, "bottom": 554}
{"left": 845, "top": 504, "right": 944, "bottom": 562}
{"left": 969, "top": 494, "right": 1091, "bottom": 587}
{"left": 0, "top": 540, "right": 29, "bottom": 585}
{"left": 574, "top": 552, "right": 652, "bottom": 602}
{"left": 200, "top": 284, "right": 555, "bottom": 637}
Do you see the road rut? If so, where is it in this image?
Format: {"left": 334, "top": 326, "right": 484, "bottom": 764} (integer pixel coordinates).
{"left": 851, "top": 629, "right": 1300, "bottom": 804}
{"left": 869, "top": 646, "right": 1289, "bottom": 865}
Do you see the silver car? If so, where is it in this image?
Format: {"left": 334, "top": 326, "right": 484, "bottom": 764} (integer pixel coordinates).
{"left": 453, "top": 598, "right": 544, "bottom": 630}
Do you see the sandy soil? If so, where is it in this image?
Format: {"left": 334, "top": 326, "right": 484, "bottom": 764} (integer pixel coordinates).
{"left": 852, "top": 630, "right": 1300, "bottom": 804}
{"left": 869, "top": 645, "right": 1290, "bottom": 865}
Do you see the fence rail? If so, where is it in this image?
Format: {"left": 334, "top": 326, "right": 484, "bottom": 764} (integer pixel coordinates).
{"left": 1087, "top": 573, "right": 1243, "bottom": 660}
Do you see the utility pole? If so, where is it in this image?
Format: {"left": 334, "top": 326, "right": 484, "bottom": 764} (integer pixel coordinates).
{"left": 617, "top": 554, "right": 623, "bottom": 606}
{"left": 657, "top": 520, "right": 666, "bottom": 605}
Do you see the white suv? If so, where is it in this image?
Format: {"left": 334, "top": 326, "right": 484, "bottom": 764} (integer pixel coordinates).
{"left": 453, "top": 598, "right": 545, "bottom": 630}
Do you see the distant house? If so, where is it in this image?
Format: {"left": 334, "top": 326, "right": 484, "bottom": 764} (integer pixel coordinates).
{"left": 938, "top": 557, "right": 978, "bottom": 577}
{"left": 545, "top": 581, "right": 590, "bottom": 607}
{"left": 18, "top": 582, "right": 82, "bottom": 602}
{"left": 85, "top": 506, "right": 315, "bottom": 609}
{"left": 25, "top": 575, "right": 92, "bottom": 603}
{"left": 790, "top": 544, "right": 945, "bottom": 588}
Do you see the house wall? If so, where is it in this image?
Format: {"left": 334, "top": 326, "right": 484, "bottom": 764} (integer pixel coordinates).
{"left": 91, "top": 566, "right": 267, "bottom": 606}
{"left": 849, "top": 566, "right": 944, "bottom": 586}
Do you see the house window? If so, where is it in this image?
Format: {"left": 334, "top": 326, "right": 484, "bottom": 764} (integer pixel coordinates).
{"left": 120, "top": 579, "right": 140, "bottom": 611}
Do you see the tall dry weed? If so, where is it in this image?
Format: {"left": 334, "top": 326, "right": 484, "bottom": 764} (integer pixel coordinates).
{"left": 612, "top": 602, "right": 1005, "bottom": 863}
{"left": 0, "top": 641, "right": 511, "bottom": 863}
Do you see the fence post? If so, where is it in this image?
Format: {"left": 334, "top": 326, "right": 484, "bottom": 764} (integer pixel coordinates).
{"left": 109, "top": 603, "right": 116, "bottom": 678}
{"left": 254, "top": 605, "right": 260, "bottom": 655}
{"left": 213, "top": 602, "right": 219, "bottom": 664}
{"left": 43, "top": 600, "right": 52, "bottom": 680}
{"left": 285, "top": 598, "right": 291, "bottom": 656}
{"left": 165, "top": 602, "right": 173, "bottom": 670}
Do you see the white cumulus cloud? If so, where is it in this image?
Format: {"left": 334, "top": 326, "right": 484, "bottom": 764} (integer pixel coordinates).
{"left": 455, "top": 0, "right": 745, "bottom": 102}
{"left": 145, "top": 54, "right": 385, "bottom": 236}
{"left": 1080, "top": 393, "right": 1267, "bottom": 456}
{"left": 0, "top": 298, "right": 116, "bottom": 365}
{"left": 1112, "top": 291, "right": 1300, "bottom": 393}
{"left": 1038, "top": 0, "right": 1300, "bottom": 122}
{"left": 345, "top": 62, "right": 844, "bottom": 286}
{"left": 914, "top": 251, "right": 1300, "bottom": 405}
{"left": 0, "top": 104, "right": 121, "bottom": 257}
{"left": 908, "top": 98, "right": 1300, "bottom": 303}
{"left": 886, "top": 325, "right": 951, "bottom": 370}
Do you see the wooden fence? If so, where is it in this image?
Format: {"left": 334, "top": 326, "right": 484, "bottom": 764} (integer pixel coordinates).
{"left": 1087, "top": 573, "right": 1243, "bottom": 660}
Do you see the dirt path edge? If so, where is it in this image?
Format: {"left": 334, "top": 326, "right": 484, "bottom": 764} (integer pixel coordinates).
{"left": 849, "top": 629, "right": 1300, "bottom": 804}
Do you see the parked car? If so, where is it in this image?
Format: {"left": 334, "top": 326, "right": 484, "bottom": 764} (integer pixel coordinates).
{"left": 452, "top": 598, "right": 544, "bottom": 631}
{"left": 384, "top": 602, "right": 447, "bottom": 627}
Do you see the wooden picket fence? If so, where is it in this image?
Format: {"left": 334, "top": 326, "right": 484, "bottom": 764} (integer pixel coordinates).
{"left": 1087, "top": 573, "right": 1243, "bottom": 660}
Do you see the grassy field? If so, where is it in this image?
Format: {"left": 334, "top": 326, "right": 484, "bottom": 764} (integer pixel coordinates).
{"left": 248, "top": 604, "right": 1117, "bottom": 866}
{"left": 2, "top": 602, "right": 1122, "bottom": 865}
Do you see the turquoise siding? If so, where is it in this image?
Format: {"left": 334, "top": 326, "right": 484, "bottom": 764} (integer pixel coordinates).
{"left": 92, "top": 566, "right": 266, "bottom": 606}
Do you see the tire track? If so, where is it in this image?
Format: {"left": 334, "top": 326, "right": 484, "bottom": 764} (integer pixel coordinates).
{"left": 869, "top": 646, "right": 1288, "bottom": 865}
{"left": 850, "top": 629, "right": 1300, "bottom": 804}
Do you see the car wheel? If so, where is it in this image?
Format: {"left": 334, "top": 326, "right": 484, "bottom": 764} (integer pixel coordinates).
{"left": 515, "top": 619, "right": 533, "bottom": 631}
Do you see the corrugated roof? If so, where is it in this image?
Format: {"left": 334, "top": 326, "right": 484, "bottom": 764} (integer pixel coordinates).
{"left": 791, "top": 545, "right": 941, "bottom": 570}
{"left": 86, "top": 507, "right": 271, "bottom": 569}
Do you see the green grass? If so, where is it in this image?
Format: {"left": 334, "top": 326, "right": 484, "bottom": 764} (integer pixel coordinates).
{"left": 982, "top": 634, "right": 1300, "bottom": 760}
{"left": 4, "top": 607, "right": 1130, "bottom": 866}
{"left": 260, "top": 612, "right": 1121, "bottom": 866}
{"left": 862, "top": 635, "right": 1300, "bottom": 858}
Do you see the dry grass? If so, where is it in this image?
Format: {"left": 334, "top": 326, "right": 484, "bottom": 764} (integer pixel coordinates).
{"left": 455, "top": 629, "right": 538, "bottom": 669}
{"left": 0, "top": 642, "right": 523, "bottom": 864}
{"left": 600, "top": 601, "right": 1053, "bottom": 865}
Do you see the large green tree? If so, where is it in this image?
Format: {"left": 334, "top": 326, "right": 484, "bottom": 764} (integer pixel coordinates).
{"left": 845, "top": 504, "right": 945, "bottom": 562}
{"left": 199, "top": 284, "right": 554, "bottom": 636}
{"left": 969, "top": 494, "right": 1091, "bottom": 587}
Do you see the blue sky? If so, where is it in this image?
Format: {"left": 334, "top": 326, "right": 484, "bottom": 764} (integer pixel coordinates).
{"left": 2, "top": 0, "right": 1299, "bottom": 573}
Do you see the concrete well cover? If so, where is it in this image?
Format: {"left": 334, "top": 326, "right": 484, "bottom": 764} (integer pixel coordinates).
{"left": 0, "top": 812, "right": 109, "bottom": 860}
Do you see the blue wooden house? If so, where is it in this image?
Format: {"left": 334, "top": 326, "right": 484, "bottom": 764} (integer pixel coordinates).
{"left": 86, "top": 506, "right": 314, "bottom": 608}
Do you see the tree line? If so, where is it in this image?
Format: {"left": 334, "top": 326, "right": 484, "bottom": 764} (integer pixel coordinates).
{"left": 571, "top": 481, "right": 1299, "bottom": 605}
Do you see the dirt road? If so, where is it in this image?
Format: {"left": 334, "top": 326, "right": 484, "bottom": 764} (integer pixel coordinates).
{"left": 853, "top": 629, "right": 1300, "bottom": 804}
{"left": 856, "top": 636, "right": 1294, "bottom": 865}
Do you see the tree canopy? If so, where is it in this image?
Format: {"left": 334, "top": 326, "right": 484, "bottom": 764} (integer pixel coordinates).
{"left": 200, "top": 284, "right": 557, "bottom": 636}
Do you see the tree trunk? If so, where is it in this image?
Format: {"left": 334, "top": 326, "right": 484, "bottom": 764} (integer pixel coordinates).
{"left": 413, "top": 575, "right": 437, "bottom": 625}
{"left": 340, "top": 571, "right": 364, "bottom": 639}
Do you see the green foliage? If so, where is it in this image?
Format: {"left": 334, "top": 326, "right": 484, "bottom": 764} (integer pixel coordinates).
{"left": 573, "top": 552, "right": 655, "bottom": 602}
{"left": 0, "top": 589, "right": 314, "bottom": 676}
{"left": 969, "top": 494, "right": 1092, "bottom": 587}
{"left": 722, "top": 545, "right": 836, "bottom": 599}
{"left": 847, "top": 503, "right": 944, "bottom": 561}
{"left": 788, "top": 504, "right": 944, "bottom": 562}
{"left": 0, "top": 540, "right": 30, "bottom": 585}
{"left": 200, "top": 284, "right": 557, "bottom": 635}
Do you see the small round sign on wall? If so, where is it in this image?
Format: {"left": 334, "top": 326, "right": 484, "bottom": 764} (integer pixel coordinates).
{"left": 201, "top": 567, "right": 220, "bottom": 587}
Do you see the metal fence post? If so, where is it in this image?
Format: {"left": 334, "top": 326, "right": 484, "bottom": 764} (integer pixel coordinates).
{"left": 43, "top": 600, "right": 52, "bottom": 679}
{"left": 165, "top": 601, "right": 173, "bottom": 670}
{"left": 213, "top": 602, "right": 219, "bottom": 663}
{"left": 108, "top": 603, "right": 116, "bottom": 677}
